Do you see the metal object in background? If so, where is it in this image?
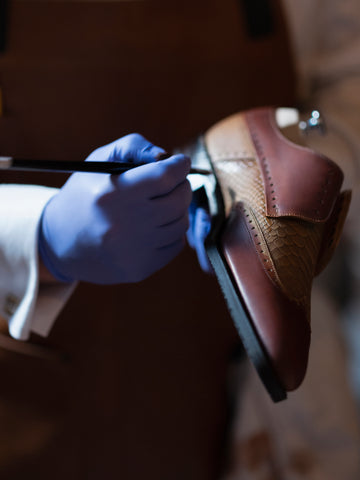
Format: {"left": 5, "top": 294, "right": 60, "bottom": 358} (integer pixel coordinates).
{"left": 299, "top": 110, "right": 327, "bottom": 136}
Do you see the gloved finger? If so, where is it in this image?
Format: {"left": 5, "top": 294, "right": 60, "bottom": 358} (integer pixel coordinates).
{"left": 186, "top": 201, "right": 198, "bottom": 249}
{"left": 111, "top": 133, "right": 166, "bottom": 163}
{"left": 187, "top": 207, "right": 213, "bottom": 274}
{"left": 151, "top": 179, "right": 192, "bottom": 226}
{"left": 155, "top": 214, "right": 190, "bottom": 248}
{"left": 116, "top": 153, "right": 191, "bottom": 199}
{"left": 85, "top": 133, "right": 166, "bottom": 164}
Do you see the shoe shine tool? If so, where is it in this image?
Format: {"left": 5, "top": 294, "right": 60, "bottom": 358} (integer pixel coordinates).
{"left": 0, "top": 156, "right": 210, "bottom": 175}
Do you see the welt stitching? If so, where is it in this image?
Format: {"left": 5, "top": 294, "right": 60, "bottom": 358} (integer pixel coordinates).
{"left": 267, "top": 108, "right": 336, "bottom": 216}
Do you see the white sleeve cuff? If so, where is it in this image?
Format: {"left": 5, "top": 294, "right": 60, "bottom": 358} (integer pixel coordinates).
{"left": 0, "top": 184, "right": 75, "bottom": 340}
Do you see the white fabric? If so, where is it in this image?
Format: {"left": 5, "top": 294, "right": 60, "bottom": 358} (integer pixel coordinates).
{"left": 0, "top": 184, "right": 75, "bottom": 340}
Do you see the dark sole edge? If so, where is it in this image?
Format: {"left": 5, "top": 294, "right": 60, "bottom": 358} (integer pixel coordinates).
{"left": 192, "top": 135, "right": 286, "bottom": 402}
{"left": 205, "top": 238, "right": 287, "bottom": 403}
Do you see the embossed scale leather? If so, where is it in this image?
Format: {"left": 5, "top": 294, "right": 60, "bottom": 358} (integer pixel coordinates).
{"left": 204, "top": 108, "right": 350, "bottom": 390}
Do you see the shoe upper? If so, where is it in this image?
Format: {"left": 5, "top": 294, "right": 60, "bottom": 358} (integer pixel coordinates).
{"left": 203, "top": 107, "right": 351, "bottom": 391}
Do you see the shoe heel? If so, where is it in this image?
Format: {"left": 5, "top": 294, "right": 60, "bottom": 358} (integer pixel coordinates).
{"left": 315, "top": 190, "right": 352, "bottom": 275}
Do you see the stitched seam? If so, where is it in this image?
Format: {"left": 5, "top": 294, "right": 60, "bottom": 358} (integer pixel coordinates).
{"left": 247, "top": 115, "right": 278, "bottom": 214}
{"left": 248, "top": 110, "right": 339, "bottom": 219}
{"left": 239, "top": 203, "right": 309, "bottom": 306}
{"left": 267, "top": 110, "right": 337, "bottom": 218}
{"left": 238, "top": 204, "right": 281, "bottom": 288}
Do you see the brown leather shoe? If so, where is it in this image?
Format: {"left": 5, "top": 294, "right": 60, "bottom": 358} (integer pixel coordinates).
{"left": 191, "top": 107, "right": 351, "bottom": 402}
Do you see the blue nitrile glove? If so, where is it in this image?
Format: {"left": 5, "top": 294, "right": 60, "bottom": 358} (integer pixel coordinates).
{"left": 38, "top": 134, "right": 192, "bottom": 284}
{"left": 187, "top": 187, "right": 213, "bottom": 274}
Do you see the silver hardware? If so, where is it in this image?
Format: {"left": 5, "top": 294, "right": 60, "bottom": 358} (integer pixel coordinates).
{"left": 298, "top": 110, "right": 326, "bottom": 135}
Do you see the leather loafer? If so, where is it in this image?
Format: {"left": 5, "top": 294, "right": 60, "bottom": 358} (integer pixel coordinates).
{"left": 189, "top": 107, "right": 351, "bottom": 402}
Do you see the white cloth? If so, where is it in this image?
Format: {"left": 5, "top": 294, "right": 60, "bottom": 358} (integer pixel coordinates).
{"left": 0, "top": 184, "right": 75, "bottom": 340}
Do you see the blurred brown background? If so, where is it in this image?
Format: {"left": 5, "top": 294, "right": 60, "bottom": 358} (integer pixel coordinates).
{"left": 0, "top": 1, "right": 295, "bottom": 478}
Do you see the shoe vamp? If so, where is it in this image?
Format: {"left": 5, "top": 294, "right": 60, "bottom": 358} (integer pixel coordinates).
{"left": 214, "top": 158, "right": 324, "bottom": 311}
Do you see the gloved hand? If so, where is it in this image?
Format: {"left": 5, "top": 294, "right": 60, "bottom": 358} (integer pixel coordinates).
{"left": 38, "top": 134, "right": 192, "bottom": 284}
{"left": 187, "top": 188, "right": 213, "bottom": 274}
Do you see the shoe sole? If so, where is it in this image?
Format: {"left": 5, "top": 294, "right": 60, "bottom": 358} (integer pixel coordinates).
{"left": 205, "top": 236, "right": 287, "bottom": 402}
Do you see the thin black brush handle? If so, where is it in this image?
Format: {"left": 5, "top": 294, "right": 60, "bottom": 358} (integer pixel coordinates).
{"left": 9, "top": 159, "right": 141, "bottom": 174}
{"left": 0, "top": 157, "right": 210, "bottom": 175}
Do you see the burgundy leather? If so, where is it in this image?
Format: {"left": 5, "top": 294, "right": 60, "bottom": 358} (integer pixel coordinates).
{"left": 222, "top": 203, "right": 311, "bottom": 390}
{"left": 246, "top": 109, "right": 344, "bottom": 222}
{"left": 205, "top": 107, "right": 350, "bottom": 392}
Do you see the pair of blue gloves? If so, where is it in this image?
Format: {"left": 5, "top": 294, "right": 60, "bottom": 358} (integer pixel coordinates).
{"left": 39, "top": 134, "right": 212, "bottom": 284}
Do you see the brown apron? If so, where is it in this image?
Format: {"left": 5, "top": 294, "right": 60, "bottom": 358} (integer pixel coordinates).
{"left": 0, "top": 1, "right": 295, "bottom": 478}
